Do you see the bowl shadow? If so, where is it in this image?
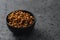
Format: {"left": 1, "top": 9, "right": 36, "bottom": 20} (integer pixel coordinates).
{"left": 13, "top": 28, "right": 55, "bottom": 40}
{"left": 14, "top": 29, "right": 41, "bottom": 40}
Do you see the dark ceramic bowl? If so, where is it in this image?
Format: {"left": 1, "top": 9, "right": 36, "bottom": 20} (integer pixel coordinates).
{"left": 6, "top": 10, "right": 36, "bottom": 36}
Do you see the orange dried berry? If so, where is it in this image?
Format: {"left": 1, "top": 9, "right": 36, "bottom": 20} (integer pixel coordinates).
{"left": 26, "top": 17, "right": 29, "bottom": 19}
{"left": 24, "top": 24, "right": 28, "bottom": 26}
{"left": 8, "top": 23, "right": 11, "bottom": 25}
{"left": 9, "top": 22, "right": 11, "bottom": 24}
{"left": 10, "top": 13, "right": 14, "bottom": 16}
{"left": 25, "top": 14, "right": 29, "bottom": 17}
{"left": 23, "top": 25, "right": 27, "bottom": 28}
{"left": 17, "top": 16, "right": 20, "bottom": 19}
{"left": 8, "top": 16, "right": 12, "bottom": 19}
{"left": 15, "top": 12, "right": 19, "bottom": 15}
{"left": 26, "top": 13, "right": 30, "bottom": 15}
{"left": 14, "top": 18, "right": 17, "bottom": 21}
{"left": 29, "top": 20, "right": 33, "bottom": 24}
{"left": 14, "top": 26, "right": 17, "bottom": 28}
{"left": 21, "top": 19, "right": 24, "bottom": 21}
{"left": 13, "top": 23, "right": 16, "bottom": 25}
{"left": 30, "top": 16, "right": 33, "bottom": 19}
{"left": 20, "top": 12, "right": 23, "bottom": 14}
{"left": 10, "top": 24, "right": 13, "bottom": 26}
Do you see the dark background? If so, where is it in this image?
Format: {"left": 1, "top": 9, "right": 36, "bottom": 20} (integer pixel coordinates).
{"left": 0, "top": 0, "right": 60, "bottom": 40}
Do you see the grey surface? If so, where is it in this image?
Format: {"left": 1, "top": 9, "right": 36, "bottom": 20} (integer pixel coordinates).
{"left": 0, "top": 0, "right": 60, "bottom": 40}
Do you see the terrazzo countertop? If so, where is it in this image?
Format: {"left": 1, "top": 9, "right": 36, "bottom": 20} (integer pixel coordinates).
{"left": 0, "top": 0, "right": 60, "bottom": 40}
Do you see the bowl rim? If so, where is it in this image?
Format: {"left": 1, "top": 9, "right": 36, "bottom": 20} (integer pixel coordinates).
{"left": 6, "top": 10, "right": 36, "bottom": 29}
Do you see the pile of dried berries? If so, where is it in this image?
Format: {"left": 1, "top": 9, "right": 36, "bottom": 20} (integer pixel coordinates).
{"left": 7, "top": 10, "right": 34, "bottom": 28}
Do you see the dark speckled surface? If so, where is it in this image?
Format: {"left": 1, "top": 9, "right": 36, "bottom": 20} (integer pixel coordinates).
{"left": 0, "top": 0, "right": 60, "bottom": 40}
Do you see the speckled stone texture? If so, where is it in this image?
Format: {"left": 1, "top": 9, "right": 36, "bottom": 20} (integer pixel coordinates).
{"left": 0, "top": 0, "right": 60, "bottom": 40}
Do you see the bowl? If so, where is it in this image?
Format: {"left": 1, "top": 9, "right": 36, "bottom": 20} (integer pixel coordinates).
{"left": 6, "top": 10, "right": 36, "bottom": 36}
